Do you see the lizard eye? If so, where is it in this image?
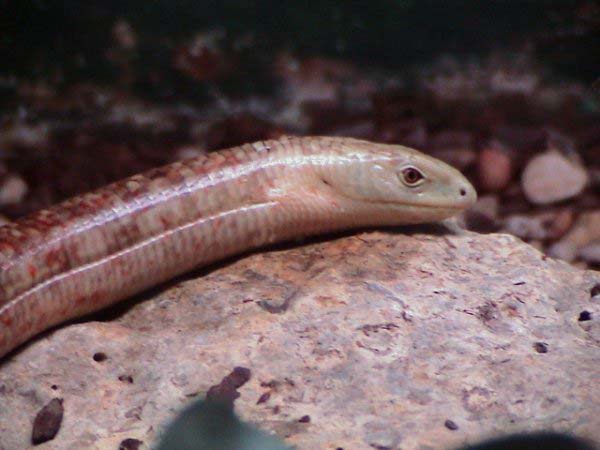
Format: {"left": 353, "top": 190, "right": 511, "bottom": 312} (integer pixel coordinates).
{"left": 400, "top": 166, "right": 425, "bottom": 187}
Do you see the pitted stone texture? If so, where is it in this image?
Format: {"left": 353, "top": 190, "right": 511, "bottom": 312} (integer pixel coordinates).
{"left": 0, "top": 229, "right": 598, "bottom": 450}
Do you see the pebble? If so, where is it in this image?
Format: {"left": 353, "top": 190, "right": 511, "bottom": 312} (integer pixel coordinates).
{"left": 521, "top": 150, "right": 589, "bottom": 204}
{"left": 551, "top": 209, "right": 576, "bottom": 239}
{"left": 478, "top": 142, "right": 513, "bottom": 192}
{"left": 112, "top": 19, "right": 137, "bottom": 50}
{"left": 175, "top": 145, "right": 206, "bottom": 160}
{"left": 502, "top": 211, "right": 573, "bottom": 241}
{"left": 503, "top": 214, "right": 546, "bottom": 239}
{"left": 0, "top": 174, "right": 28, "bottom": 206}
{"left": 548, "top": 211, "right": 600, "bottom": 262}
{"left": 548, "top": 241, "right": 578, "bottom": 263}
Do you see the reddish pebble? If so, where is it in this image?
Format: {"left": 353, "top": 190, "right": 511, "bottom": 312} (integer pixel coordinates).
{"left": 478, "top": 144, "right": 513, "bottom": 192}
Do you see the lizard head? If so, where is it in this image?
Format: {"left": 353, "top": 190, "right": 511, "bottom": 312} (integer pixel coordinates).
{"left": 314, "top": 138, "right": 477, "bottom": 225}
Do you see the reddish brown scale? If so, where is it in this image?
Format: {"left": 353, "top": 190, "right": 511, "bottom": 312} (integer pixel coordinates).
{"left": 44, "top": 248, "right": 66, "bottom": 267}
{"left": 159, "top": 216, "right": 170, "bottom": 228}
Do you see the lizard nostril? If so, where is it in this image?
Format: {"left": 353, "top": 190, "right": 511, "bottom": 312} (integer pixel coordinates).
{"left": 460, "top": 188, "right": 467, "bottom": 196}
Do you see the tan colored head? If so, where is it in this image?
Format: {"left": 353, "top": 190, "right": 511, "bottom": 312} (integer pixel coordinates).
{"left": 312, "top": 138, "right": 477, "bottom": 225}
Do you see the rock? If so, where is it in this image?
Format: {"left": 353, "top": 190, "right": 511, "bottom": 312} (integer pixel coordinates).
{"left": 274, "top": 55, "right": 358, "bottom": 130}
{"left": 112, "top": 19, "right": 137, "bottom": 50}
{"left": 174, "top": 145, "right": 207, "bottom": 161}
{"left": 579, "top": 242, "right": 600, "bottom": 266}
{"left": 551, "top": 209, "right": 577, "bottom": 239}
{"left": 0, "top": 174, "right": 28, "bottom": 206}
{"left": 521, "top": 150, "right": 589, "bottom": 205}
{"left": 478, "top": 142, "right": 513, "bottom": 192}
{"left": 549, "top": 240, "right": 579, "bottom": 263}
{"left": 502, "top": 209, "right": 573, "bottom": 241}
{"left": 502, "top": 215, "right": 547, "bottom": 241}
{"left": 490, "top": 71, "right": 538, "bottom": 95}
{"left": 173, "top": 31, "right": 232, "bottom": 82}
{"left": 0, "top": 231, "right": 598, "bottom": 450}
{"left": 0, "top": 122, "right": 50, "bottom": 153}
{"left": 548, "top": 211, "right": 600, "bottom": 262}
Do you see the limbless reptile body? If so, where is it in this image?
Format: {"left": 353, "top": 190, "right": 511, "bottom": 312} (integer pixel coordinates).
{"left": 0, "top": 136, "right": 476, "bottom": 358}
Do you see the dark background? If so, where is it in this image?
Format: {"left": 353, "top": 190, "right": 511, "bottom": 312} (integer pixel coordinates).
{"left": 3, "top": 0, "right": 599, "bottom": 93}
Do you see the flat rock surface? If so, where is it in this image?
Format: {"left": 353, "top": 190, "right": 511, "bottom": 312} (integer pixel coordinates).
{"left": 0, "top": 228, "right": 598, "bottom": 450}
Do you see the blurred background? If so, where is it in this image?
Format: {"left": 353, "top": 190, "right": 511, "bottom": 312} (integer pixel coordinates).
{"left": 1, "top": 0, "right": 599, "bottom": 269}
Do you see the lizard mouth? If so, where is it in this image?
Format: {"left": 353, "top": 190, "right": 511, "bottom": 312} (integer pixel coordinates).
{"left": 339, "top": 198, "right": 468, "bottom": 224}
{"left": 352, "top": 198, "right": 471, "bottom": 212}
{"left": 390, "top": 201, "right": 466, "bottom": 210}
{"left": 333, "top": 184, "right": 476, "bottom": 212}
